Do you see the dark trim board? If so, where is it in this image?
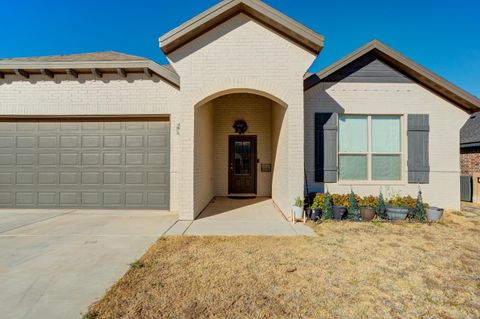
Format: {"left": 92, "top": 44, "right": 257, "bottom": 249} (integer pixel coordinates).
{"left": 0, "top": 115, "right": 170, "bottom": 121}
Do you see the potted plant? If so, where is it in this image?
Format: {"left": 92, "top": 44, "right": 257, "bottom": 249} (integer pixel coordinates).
{"left": 377, "top": 191, "right": 388, "bottom": 220}
{"left": 310, "top": 193, "right": 325, "bottom": 221}
{"left": 347, "top": 190, "right": 361, "bottom": 221}
{"left": 321, "top": 191, "right": 333, "bottom": 220}
{"left": 412, "top": 190, "right": 428, "bottom": 221}
{"left": 292, "top": 197, "right": 304, "bottom": 220}
{"left": 427, "top": 207, "right": 444, "bottom": 221}
{"left": 359, "top": 195, "right": 377, "bottom": 221}
{"left": 331, "top": 194, "right": 348, "bottom": 220}
{"left": 387, "top": 195, "right": 415, "bottom": 220}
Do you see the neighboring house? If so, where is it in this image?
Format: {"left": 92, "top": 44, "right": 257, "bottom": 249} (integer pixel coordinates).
{"left": 0, "top": 0, "right": 479, "bottom": 220}
{"left": 460, "top": 112, "right": 480, "bottom": 175}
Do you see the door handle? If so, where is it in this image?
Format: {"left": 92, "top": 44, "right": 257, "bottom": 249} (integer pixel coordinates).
{"left": 229, "top": 163, "right": 234, "bottom": 170}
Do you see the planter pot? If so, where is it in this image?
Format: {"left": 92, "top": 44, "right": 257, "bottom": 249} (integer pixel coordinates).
{"left": 293, "top": 206, "right": 304, "bottom": 220}
{"left": 427, "top": 207, "right": 444, "bottom": 221}
{"left": 333, "top": 206, "right": 347, "bottom": 220}
{"left": 377, "top": 207, "right": 387, "bottom": 220}
{"left": 311, "top": 208, "right": 322, "bottom": 221}
{"left": 360, "top": 207, "right": 376, "bottom": 221}
{"left": 305, "top": 207, "right": 312, "bottom": 219}
{"left": 387, "top": 207, "right": 409, "bottom": 220}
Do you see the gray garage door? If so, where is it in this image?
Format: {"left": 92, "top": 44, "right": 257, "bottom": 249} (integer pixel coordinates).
{"left": 0, "top": 118, "right": 170, "bottom": 209}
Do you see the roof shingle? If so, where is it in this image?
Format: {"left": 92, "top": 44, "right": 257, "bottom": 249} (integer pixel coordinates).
{"left": 461, "top": 112, "right": 480, "bottom": 146}
{"left": 0, "top": 51, "right": 148, "bottom": 63}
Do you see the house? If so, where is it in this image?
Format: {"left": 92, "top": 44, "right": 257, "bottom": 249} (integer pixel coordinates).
{"left": 0, "top": 0, "right": 479, "bottom": 220}
{"left": 460, "top": 112, "right": 480, "bottom": 175}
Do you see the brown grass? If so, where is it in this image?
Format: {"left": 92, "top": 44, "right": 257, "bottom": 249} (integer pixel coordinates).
{"left": 87, "top": 210, "right": 480, "bottom": 319}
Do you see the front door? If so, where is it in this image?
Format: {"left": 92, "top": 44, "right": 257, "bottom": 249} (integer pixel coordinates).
{"left": 228, "top": 136, "right": 257, "bottom": 195}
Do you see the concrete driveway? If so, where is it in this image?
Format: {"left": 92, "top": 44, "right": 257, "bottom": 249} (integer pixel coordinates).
{"left": 0, "top": 209, "right": 177, "bottom": 319}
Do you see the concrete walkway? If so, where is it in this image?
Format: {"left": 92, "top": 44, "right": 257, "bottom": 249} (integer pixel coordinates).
{"left": 166, "top": 197, "right": 316, "bottom": 236}
{"left": 0, "top": 209, "right": 177, "bottom": 319}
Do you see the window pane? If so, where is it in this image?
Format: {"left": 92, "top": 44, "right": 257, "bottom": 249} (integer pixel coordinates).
{"left": 339, "top": 115, "right": 368, "bottom": 152}
{"left": 339, "top": 155, "right": 367, "bottom": 180}
{"left": 372, "top": 155, "right": 401, "bottom": 180}
{"left": 234, "top": 141, "right": 251, "bottom": 176}
{"left": 372, "top": 116, "right": 401, "bottom": 153}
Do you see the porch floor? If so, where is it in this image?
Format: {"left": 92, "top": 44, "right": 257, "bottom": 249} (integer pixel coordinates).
{"left": 166, "top": 197, "right": 316, "bottom": 236}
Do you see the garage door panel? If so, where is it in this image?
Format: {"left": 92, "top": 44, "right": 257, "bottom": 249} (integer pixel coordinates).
{"left": 0, "top": 192, "right": 13, "bottom": 204}
{"left": 0, "top": 137, "right": 14, "bottom": 148}
{"left": 104, "top": 136, "right": 123, "bottom": 148}
{"left": 0, "top": 119, "right": 170, "bottom": 209}
{"left": 38, "top": 192, "right": 57, "bottom": 205}
{"left": 126, "top": 153, "right": 144, "bottom": 165}
{"left": 16, "top": 192, "right": 36, "bottom": 205}
{"left": 0, "top": 154, "right": 14, "bottom": 165}
{"left": 17, "top": 136, "right": 35, "bottom": 148}
{"left": 59, "top": 192, "right": 80, "bottom": 205}
{"left": 0, "top": 173, "right": 13, "bottom": 185}
{"left": 60, "top": 136, "right": 80, "bottom": 148}
{"left": 39, "top": 172, "right": 58, "bottom": 185}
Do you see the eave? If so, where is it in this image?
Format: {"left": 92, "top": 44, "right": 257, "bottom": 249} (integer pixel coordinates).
{"left": 0, "top": 60, "right": 180, "bottom": 87}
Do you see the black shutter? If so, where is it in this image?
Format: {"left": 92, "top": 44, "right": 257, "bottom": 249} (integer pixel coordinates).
{"left": 408, "top": 114, "right": 430, "bottom": 183}
{"left": 315, "top": 113, "right": 338, "bottom": 183}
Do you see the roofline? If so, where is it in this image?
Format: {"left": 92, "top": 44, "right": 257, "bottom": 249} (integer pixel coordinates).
{"left": 159, "top": 0, "right": 324, "bottom": 55}
{"left": 0, "top": 60, "right": 180, "bottom": 87}
{"left": 461, "top": 142, "right": 480, "bottom": 148}
{"left": 304, "top": 39, "right": 480, "bottom": 113}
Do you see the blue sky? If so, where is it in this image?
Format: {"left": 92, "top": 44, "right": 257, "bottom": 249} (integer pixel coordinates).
{"left": 1, "top": 0, "right": 479, "bottom": 97}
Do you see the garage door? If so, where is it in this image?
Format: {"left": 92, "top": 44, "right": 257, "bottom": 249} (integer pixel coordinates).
{"left": 0, "top": 118, "right": 170, "bottom": 209}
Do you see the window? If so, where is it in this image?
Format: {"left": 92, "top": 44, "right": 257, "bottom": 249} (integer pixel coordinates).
{"left": 338, "top": 115, "right": 402, "bottom": 181}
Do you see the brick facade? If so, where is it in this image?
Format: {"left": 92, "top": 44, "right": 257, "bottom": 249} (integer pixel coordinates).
{"left": 461, "top": 147, "right": 480, "bottom": 175}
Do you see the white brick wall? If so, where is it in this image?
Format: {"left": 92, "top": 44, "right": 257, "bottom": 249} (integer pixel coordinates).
{"left": 0, "top": 73, "right": 178, "bottom": 115}
{"left": 194, "top": 101, "right": 215, "bottom": 214}
{"left": 305, "top": 81, "right": 470, "bottom": 209}
{"left": 167, "top": 13, "right": 316, "bottom": 219}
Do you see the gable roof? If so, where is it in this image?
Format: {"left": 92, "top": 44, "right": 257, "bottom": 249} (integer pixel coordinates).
{"left": 304, "top": 40, "right": 480, "bottom": 113}
{"left": 0, "top": 51, "right": 180, "bottom": 87}
{"left": 461, "top": 112, "right": 480, "bottom": 147}
{"left": 159, "top": 0, "right": 325, "bottom": 55}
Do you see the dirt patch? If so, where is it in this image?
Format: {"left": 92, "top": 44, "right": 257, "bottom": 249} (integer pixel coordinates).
{"left": 87, "top": 210, "right": 480, "bottom": 319}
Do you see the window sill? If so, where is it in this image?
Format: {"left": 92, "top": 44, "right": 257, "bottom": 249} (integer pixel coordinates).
{"left": 336, "top": 181, "right": 407, "bottom": 186}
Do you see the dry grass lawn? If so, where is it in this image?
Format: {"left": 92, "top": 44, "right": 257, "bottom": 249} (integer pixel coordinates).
{"left": 87, "top": 210, "right": 480, "bottom": 319}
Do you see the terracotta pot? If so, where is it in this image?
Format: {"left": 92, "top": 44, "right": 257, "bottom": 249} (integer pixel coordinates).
{"left": 360, "top": 207, "right": 376, "bottom": 221}
{"left": 333, "top": 206, "right": 347, "bottom": 220}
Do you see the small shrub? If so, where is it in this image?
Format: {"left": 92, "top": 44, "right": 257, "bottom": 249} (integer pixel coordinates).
{"left": 359, "top": 195, "right": 379, "bottom": 208}
{"left": 311, "top": 193, "right": 325, "bottom": 209}
{"left": 388, "top": 195, "right": 416, "bottom": 208}
{"left": 412, "top": 190, "right": 427, "bottom": 221}
{"left": 331, "top": 194, "right": 349, "bottom": 207}
{"left": 293, "top": 197, "right": 303, "bottom": 208}
{"left": 377, "top": 192, "right": 388, "bottom": 219}
{"left": 321, "top": 191, "right": 333, "bottom": 220}
{"left": 347, "top": 190, "right": 361, "bottom": 221}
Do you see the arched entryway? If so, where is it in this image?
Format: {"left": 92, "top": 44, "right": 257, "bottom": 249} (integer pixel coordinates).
{"left": 193, "top": 89, "right": 288, "bottom": 217}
